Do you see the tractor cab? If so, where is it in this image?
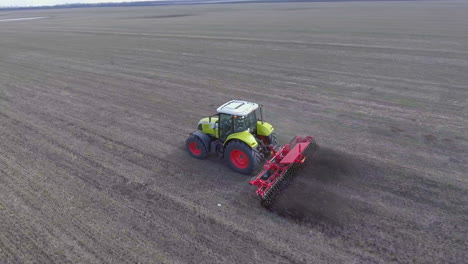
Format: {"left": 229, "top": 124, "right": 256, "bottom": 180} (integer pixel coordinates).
{"left": 216, "top": 100, "right": 259, "bottom": 141}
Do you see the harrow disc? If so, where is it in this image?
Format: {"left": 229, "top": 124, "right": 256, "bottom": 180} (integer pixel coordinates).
{"left": 259, "top": 140, "right": 319, "bottom": 208}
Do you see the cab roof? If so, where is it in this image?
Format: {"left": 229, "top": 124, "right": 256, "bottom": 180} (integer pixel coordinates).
{"left": 216, "top": 100, "right": 258, "bottom": 116}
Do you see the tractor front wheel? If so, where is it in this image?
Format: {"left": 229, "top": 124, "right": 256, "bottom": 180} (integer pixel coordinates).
{"left": 186, "top": 135, "right": 208, "bottom": 159}
{"left": 225, "top": 140, "right": 260, "bottom": 174}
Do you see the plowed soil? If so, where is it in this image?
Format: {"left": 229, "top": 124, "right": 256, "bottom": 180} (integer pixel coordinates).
{"left": 0, "top": 2, "right": 467, "bottom": 263}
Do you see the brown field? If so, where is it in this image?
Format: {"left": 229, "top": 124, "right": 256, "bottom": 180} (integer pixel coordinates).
{"left": 0, "top": 1, "right": 467, "bottom": 263}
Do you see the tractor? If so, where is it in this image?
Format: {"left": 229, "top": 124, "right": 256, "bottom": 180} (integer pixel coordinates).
{"left": 185, "top": 100, "right": 278, "bottom": 174}
{"left": 185, "top": 100, "right": 318, "bottom": 206}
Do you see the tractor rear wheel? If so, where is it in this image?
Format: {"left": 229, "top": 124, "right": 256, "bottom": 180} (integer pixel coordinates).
{"left": 186, "top": 135, "right": 208, "bottom": 159}
{"left": 268, "top": 132, "right": 279, "bottom": 149}
{"left": 225, "top": 140, "right": 260, "bottom": 174}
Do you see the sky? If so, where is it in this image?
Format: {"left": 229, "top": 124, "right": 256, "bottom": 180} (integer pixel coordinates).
{"left": 0, "top": 0, "right": 159, "bottom": 7}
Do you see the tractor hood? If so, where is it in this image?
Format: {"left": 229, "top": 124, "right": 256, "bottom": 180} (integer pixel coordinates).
{"left": 198, "top": 117, "right": 218, "bottom": 137}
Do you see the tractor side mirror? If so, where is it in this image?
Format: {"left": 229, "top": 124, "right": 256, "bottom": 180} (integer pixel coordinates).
{"left": 259, "top": 105, "right": 264, "bottom": 124}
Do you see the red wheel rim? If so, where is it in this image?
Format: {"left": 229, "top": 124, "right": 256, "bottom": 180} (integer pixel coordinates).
{"left": 230, "top": 149, "right": 249, "bottom": 169}
{"left": 189, "top": 142, "right": 201, "bottom": 155}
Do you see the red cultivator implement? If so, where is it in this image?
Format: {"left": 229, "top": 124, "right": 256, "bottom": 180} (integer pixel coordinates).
{"left": 250, "top": 136, "right": 319, "bottom": 207}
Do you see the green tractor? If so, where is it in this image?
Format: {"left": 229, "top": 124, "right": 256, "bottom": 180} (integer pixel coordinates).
{"left": 185, "top": 100, "right": 278, "bottom": 174}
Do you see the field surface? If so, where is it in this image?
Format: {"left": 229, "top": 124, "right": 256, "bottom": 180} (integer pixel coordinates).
{"left": 0, "top": 1, "right": 467, "bottom": 263}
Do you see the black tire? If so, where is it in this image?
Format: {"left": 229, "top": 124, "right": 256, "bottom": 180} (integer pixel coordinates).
{"left": 186, "top": 135, "right": 208, "bottom": 159}
{"left": 268, "top": 132, "right": 279, "bottom": 149}
{"left": 225, "top": 140, "right": 260, "bottom": 174}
